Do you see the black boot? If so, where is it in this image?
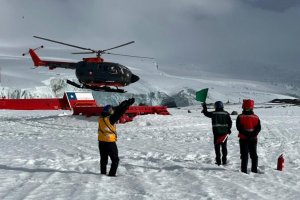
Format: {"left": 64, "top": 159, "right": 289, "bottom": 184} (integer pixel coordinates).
{"left": 100, "top": 164, "right": 106, "bottom": 175}
{"left": 251, "top": 158, "right": 258, "bottom": 173}
{"left": 241, "top": 157, "right": 248, "bottom": 173}
{"left": 215, "top": 157, "right": 221, "bottom": 166}
{"left": 100, "top": 160, "right": 107, "bottom": 174}
{"left": 222, "top": 156, "right": 227, "bottom": 165}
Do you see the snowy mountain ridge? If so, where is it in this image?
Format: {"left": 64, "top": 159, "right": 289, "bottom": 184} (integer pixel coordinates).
{"left": 0, "top": 75, "right": 296, "bottom": 107}
{"left": 0, "top": 56, "right": 298, "bottom": 106}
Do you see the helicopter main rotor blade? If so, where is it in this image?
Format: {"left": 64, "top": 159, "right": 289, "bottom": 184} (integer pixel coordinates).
{"left": 102, "top": 41, "right": 135, "bottom": 52}
{"left": 33, "top": 36, "right": 95, "bottom": 52}
{"left": 33, "top": 37, "right": 147, "bottom": 58}
{"left": 72, "top": 52, "right": 95, "bottom": 55}
{"left": 104, "top": 52, "right": 155, "bottom": 59}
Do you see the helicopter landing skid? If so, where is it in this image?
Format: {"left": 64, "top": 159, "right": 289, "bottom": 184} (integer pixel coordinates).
{"left": 66, "top": 80, "right": 126, "bottom": 93}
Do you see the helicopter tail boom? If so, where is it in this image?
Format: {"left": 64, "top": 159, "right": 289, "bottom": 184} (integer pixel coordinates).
{"left": 25, "top": 48, "right": 77, "bottom": 70}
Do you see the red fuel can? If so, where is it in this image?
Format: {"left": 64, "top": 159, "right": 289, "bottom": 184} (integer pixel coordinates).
{"left": 277, "top": 154, "right": 284, "bottom": 171}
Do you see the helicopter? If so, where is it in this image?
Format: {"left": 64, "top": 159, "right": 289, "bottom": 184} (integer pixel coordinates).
{"left": 23, "top": 36, "right": 154, "bottom": 93}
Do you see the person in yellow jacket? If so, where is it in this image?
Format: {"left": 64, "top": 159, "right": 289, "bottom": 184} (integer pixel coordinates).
{"left": 98, "top": 98, "right": 135, "bottom": 176}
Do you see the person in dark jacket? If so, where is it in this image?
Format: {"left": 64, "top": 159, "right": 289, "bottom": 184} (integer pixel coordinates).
{"left": 236, "top": 99, "right": 261, "bottom": 173}
{"left": 202, "top": 101, "right": 232, "bottom": 165}
{"left": 98, "top": 98, "right": 135, "bottom": 176}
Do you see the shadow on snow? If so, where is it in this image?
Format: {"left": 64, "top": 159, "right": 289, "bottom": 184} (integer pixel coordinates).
{"left": 0, "top": 164, "right": 99, "bottom": 175}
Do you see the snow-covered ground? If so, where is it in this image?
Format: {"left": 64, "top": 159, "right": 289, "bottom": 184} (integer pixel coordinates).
{"left": 1, "top": 47, "right": 299, "bottom": 200}
{"left": 1, "top": 104, "right": 300, "bottom": 200}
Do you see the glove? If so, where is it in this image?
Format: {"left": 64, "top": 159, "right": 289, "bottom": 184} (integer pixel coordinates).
{"left": 119, "top": 99, "right": 130, "bottom": 108}
{"left": 201, "top": 103, "right": 207, "bottom": 113}
{"left": 127, "top": 98, "right": 135, "bottom": 105}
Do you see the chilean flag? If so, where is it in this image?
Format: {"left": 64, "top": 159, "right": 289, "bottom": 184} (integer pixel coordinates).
{"left": 67, "top": 92, "right": 77, "bottom": 101}
{"left": 67, "top": 92, "right": 78, "bottom": 107}
{"left": 65, "top": 92, "right": 96, "bottom": 108}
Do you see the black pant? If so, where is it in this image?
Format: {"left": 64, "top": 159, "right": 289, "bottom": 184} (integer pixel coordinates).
{"left": 98, "top": 141, "right": 119, "bottom": 176}
{"left": 239, "top": 139, "right": 258, "bottom": 173}
{"left": 214, "top": 136, "right": 228, "bottom": 165}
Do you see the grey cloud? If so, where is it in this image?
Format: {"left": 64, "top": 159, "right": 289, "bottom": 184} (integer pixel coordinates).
{"left": 244, "top": 0, "right": 300, "bottom": 12}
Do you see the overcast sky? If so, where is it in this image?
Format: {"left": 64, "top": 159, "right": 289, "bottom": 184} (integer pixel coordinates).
{"left": 0, "top": 0, "right": 299, "bottom": 83}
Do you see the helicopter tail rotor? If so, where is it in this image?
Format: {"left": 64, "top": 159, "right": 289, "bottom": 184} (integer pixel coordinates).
{"left": 22, "top": 45, "right": 43, "bottom": 56}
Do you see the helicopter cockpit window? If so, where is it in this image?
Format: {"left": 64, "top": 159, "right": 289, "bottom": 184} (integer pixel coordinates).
{"left": 120, "top": 64, "right": 128, "bottom": 70}
{"left": 118, "top": 64, "right": 126, "bottom": 74}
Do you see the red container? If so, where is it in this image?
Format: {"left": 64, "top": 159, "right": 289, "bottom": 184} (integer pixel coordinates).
{"left": 277, "top": 154, "right": 284, "bottom": 171}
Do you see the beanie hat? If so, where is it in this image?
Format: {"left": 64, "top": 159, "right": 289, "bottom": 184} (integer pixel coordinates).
{"left": 214, "top": 101, "right": 224, "bottom": 109}
{"left": 102, "top": 105, "right": 112, "bottom": 113}
{"left": 242, "top": 99, "right": 254, "bottom": 109}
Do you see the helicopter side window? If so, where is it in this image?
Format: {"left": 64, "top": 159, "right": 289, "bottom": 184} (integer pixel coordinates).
{"left": 110, "top": 66, "right": 118, "bottom": 74}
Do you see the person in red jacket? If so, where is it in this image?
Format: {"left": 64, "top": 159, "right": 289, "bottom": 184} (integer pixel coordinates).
{"left": 236, "top": 99, "right": 261, "bottom": 173}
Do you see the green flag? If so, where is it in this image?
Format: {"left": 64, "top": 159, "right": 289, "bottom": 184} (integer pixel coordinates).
{"left": 196, "top": 88, "right": 208, "bottom": 102}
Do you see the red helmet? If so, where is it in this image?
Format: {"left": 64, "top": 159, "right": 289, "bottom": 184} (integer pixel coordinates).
{"left": 242, "top": 99, "right": 254, "bottom": 109}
